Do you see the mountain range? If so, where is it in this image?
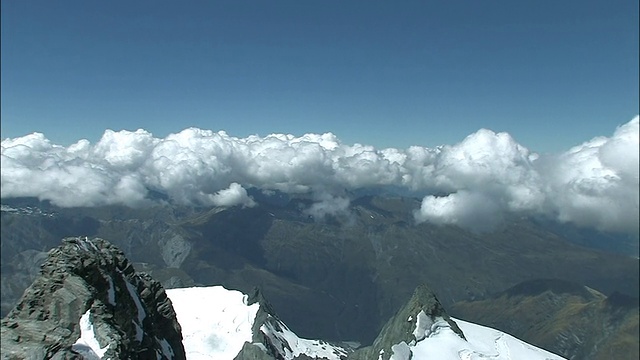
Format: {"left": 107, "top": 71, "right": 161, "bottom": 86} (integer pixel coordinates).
{"left": 1, "top": 194, "right": 638, "bottom": 358}
{"left": 1, "top": 236, "right": 565, "bottom": 359}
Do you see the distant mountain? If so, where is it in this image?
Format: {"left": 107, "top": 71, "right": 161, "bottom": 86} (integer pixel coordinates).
{"left": 1, "top": 195, "right": 638, "bottom": 347}
{"left": 527, "top": 218, "right": 639, "bottom": 257}
{"left": 349, "top": 284, "right": 564, "bottom": 360}
{"left": 450, "top": 278, "right": 640, "bottom": 360}
{"left": 0, "top": 237, "right": 567, "bottom": 359}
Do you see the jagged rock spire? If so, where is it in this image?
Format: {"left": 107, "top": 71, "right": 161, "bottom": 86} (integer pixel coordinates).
{"left": 1, "top": 237, "right": 186, "bottom": 359}
{"left": 349, "top": 284, "right": 465, "bottom": 360}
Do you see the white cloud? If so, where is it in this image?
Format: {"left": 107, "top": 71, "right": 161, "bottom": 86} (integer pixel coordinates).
{"left": 304, "top": 193, "right": 351, "bottom": 220}
{"left": 1, "top": 117, "right": 638, "bottom": 235}
{"left": 412, "top": 128, "right": 545, "bottom": 231}
{"left": 209, "top": 183, "right": 256, "bottom": 208}
{"left": 538, "top": 116, "right": 639, "bottom": 234}
{"left": 415, "top": 191, "right": 503, "bottom": 232}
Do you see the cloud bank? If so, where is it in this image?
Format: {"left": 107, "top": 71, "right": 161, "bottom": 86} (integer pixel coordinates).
{"left": 2, "top": 117, "right": 638, "bottom": 235}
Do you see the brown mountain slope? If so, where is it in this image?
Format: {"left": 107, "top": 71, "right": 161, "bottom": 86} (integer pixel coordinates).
{"left": 450, "top": 279, "right": 639, "bottom": 360}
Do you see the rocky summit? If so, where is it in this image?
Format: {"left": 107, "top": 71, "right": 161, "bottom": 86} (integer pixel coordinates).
{"left": 1, "top": 237, "right": 185, "bottom": 360}
{"left": 349, "top": 284, "right": 465, "bottom": 360}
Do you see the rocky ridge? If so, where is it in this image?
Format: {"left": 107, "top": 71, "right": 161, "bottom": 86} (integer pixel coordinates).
{"left": 349, "top": 284, "right": 465, "bottom": 360}
{"left": 2, "top": 196, "right": 637, "bottom": 355}
{"left": 234, "top": 287, "right": 350, "bottom": 360}
{"left": 1, "top": 237, "right": 185, "bottom": 359}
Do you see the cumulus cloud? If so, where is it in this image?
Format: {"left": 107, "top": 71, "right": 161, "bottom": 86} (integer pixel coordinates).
{"left": 304, "top": 193, "right": 351, "bottom": 220}
{"left": 1, "top": 116, "right": 638, "bottom": 234}
{"left": 538, "top": 117, "right": 639, "bottom": 234}
{"left": 410, "top": 127, "right": 548, "bottom": 231}
{"left": 209, "top": 183, "right": 256, "bottom": 208}
{"left": 412, "top": 117, "right": 639, "bottom": 234}
{"left": 415, "top": 191, "right": 503, "bottom": 232}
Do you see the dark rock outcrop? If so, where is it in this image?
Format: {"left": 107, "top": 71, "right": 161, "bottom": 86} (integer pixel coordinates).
{"left": 1, "top": 237, "right": 186, "bottom": 360}
{"left": 234, "top": 287, "right": 349, "bottom": 360}
{"left": 349, "top": 284, "right": 465, "bottom": 360}
{"left": 234, "top": 288, "right": 283, "bottom": 360}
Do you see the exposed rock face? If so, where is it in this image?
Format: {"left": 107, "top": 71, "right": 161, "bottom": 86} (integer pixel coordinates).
{"left": 349, "top": 284, "right": 465, "bottom": 360}
{"left": 234, "top": 288, "right": 283, "bottom": 360}
{"left": 1, "top": 237, "right": 186, "bottom": 360}
{"left": 234, "top": 288, "right": 349, "bottom": 360}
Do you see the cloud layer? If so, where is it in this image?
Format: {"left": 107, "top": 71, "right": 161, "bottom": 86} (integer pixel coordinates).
{"left": 2, "top": 117, "right": 638, "bottom": 234}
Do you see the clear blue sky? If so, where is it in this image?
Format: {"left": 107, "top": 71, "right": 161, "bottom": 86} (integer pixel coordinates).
{"left": 1, "top": 0, "right": 638, "bottom": 152}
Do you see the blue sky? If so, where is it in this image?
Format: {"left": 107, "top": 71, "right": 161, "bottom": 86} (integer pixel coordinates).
{"left": 1, "top": 0, "right": 638, "bottom": 152}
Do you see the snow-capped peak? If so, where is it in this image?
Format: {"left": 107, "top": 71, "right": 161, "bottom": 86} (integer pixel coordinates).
{"left": 166, "top": 285, "right": 348, "bottom": 360}
{"left": 388, "top": 313, "right": 565, "bottom": 360}
{"left": 165, "top": 285, "right": 565, "bottom": 360}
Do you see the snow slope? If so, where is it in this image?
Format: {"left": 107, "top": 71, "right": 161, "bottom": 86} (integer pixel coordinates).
{"left": 455, "top": 318, "right": 565, "bottom": 360}
{"left": 388, "top": 315, "right": 565, "bottom": 360}
{"left": 166, "top": 285, "right": 347, "bottom": 360}
{"left": 165, "top": 285, "right": 564, "bottom": 360}
{"left": 260, "top": 317, "right": 349, "bottom": 360}
{"left": 166, "top": 286, "right": 260, "bottom": 360}
{"left": 71, "top": 310, "right": 110, "bottom": 359}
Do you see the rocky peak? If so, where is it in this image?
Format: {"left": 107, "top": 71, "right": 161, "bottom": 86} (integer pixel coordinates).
{"left": 234, "top": 287, "right": 349, "bottom": 360}
{"left": 349, "top": 284, "right": 465, "bottom": 360}
{"left": 1, "top": 236, "right": 186, "bottom": 359}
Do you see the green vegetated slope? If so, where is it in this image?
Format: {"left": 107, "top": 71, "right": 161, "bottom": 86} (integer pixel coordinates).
{"left": 450, "top": 279, "right": 640, "bottom": 360}
{"left": 1, "top": 195, "right": 638, "bottom": 347}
